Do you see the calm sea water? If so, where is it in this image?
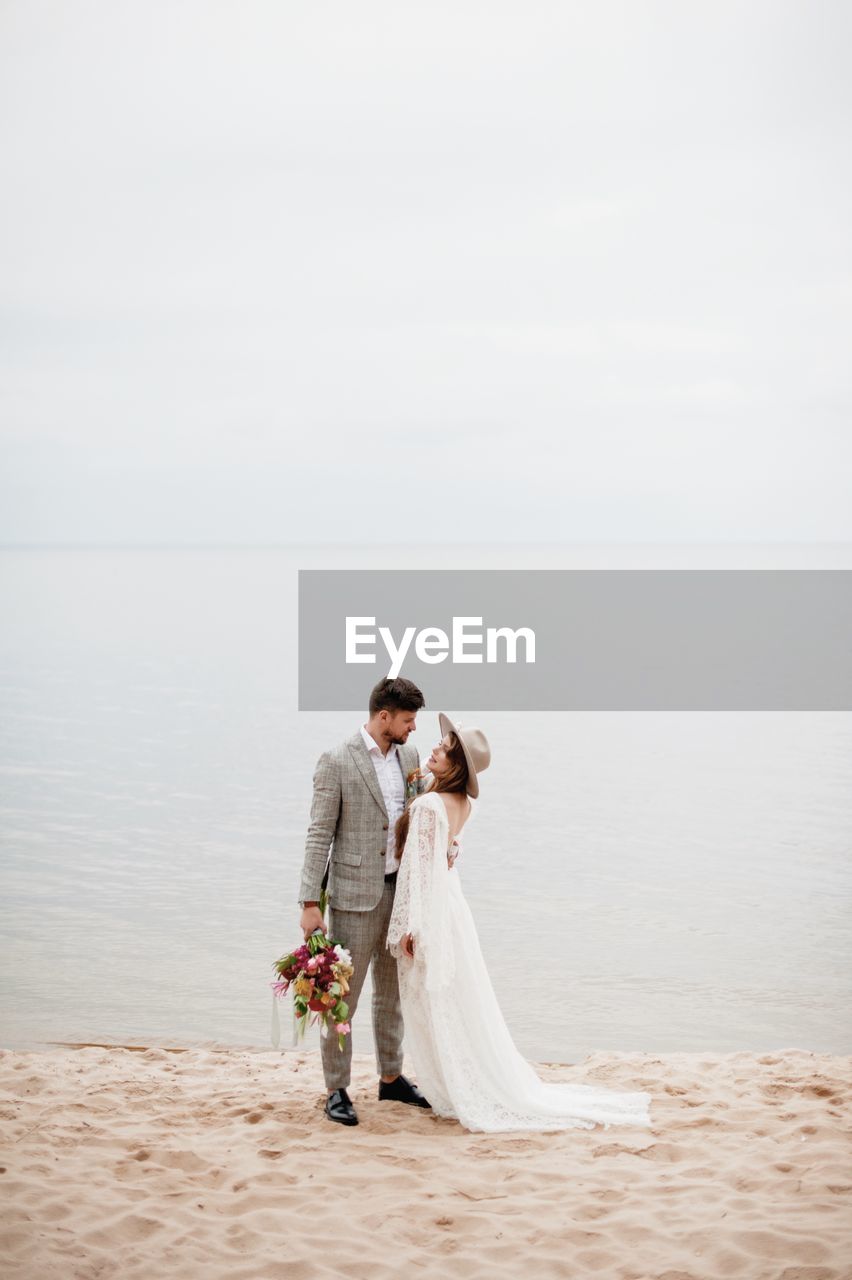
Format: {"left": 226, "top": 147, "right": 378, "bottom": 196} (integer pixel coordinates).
{"left": 1, "top": 546, "right": 850, "bottom": 1062}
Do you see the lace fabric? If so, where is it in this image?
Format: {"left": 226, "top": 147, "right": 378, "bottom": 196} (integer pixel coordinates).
{"left": 387, "top": 793, "right": 455, "bottom": 991}
{"left": 387, "top": 792, "right": 653, "bottom": 1133}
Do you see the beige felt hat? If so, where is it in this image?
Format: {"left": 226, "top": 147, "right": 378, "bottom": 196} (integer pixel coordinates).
{"left": 438, "top": 713, "right": 491, "bottom": 799}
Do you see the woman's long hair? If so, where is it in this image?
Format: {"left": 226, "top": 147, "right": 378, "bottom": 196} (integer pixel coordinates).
{"left": 394, "top": 732, "right": 469, "bottom": 857}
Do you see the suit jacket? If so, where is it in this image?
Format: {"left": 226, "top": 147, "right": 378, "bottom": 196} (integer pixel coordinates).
{"left": 298, "top": 731, "right": 425, "bottom": 912}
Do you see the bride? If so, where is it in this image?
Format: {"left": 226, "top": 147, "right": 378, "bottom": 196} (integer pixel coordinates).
{"left": 386, "top": 713, "right": 653, "bottom": 1134}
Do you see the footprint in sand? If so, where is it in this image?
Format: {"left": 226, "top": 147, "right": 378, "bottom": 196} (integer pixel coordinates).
{"left": 636, "top": 1143, "right": 689, "bottom": 1163}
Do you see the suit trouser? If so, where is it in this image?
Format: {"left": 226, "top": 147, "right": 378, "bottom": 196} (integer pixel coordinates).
{"left": 322, "top": 879, "right": 404, "bottom": 1092}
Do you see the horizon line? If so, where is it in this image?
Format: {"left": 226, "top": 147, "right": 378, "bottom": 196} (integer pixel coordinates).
{"left": 2, "top": 539, "right": 852, "bottom": 552}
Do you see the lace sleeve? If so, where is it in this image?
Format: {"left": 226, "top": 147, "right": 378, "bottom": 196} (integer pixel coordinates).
{"left": 387, "top": 796, "right": 452, "bottom": 989}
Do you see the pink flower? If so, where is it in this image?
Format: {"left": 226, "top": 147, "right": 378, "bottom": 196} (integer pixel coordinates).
{"left": 337, "top": 1022, "right": 351, "bottom": 1035}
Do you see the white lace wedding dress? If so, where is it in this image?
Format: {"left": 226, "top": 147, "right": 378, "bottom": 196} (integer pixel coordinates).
{"left": 387, "top": 791, "right": 653, "bottom": 1133}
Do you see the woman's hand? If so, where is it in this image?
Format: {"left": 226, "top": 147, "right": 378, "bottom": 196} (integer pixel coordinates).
{"left": 401, "top": 932, "right": 415, "bottom": 958}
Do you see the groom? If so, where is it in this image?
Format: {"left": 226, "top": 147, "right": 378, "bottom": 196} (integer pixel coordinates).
{"left": 298, "top": 676, "right": 432, "bottom": 1127}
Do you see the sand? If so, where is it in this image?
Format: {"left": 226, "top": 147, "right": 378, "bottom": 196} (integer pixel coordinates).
{"left": 1, "top": 1044, "right": 850, "bottom": 1280}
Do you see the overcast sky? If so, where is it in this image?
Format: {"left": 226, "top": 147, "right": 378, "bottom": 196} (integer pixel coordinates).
{"left": 1, "top": 1, "right": 850, "bottom": 545}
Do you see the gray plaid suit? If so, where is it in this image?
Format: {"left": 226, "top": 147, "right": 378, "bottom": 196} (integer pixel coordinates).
{"left": 298, "top": 731, "right": 424, "bottom": 1091}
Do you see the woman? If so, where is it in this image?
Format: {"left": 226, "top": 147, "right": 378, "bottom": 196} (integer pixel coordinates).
{"left": 386, "top": 713, "right": 653, "bottom": 1133}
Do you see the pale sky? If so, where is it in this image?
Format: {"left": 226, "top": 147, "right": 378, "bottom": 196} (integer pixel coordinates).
{"left": 1, "top": 1, "right": 850, "bottom": 545}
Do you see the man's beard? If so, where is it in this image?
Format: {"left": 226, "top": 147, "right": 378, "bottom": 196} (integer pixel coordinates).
{"left": 389, "top": 732, "right": 409, "bottom": 745}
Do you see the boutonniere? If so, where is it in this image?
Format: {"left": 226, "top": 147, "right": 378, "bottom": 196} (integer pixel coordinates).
{"left": 404, "top": 768, "right": 422, "bottom": 804}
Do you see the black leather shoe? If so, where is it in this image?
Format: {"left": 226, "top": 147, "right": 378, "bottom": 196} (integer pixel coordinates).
{"left": 325, "top": 1088, "right": 358, "bottom": 1126}
{"left": 378, "top": 1074, "right": 431, "bottom": 1109}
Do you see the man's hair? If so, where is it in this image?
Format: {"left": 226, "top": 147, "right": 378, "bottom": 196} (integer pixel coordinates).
{"left": 369, "top": 677, "right": 425, "bottom": 715}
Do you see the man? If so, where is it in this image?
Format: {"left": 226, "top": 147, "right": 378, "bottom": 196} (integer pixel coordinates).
{"left": 298, "top": 676, "right": 432, "bottom": 1126}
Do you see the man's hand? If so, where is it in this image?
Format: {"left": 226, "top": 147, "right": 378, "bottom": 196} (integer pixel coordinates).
{"left": 401, "top": 932, "right": 415, "bottom": 958}
{"left": 300, "top": 903, "right": 325, "bottom": 940}
{"left": 448, "top": 838, "right": 460, "bottom": 869}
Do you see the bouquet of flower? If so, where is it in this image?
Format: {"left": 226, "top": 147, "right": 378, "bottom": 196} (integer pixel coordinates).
{"left": 271, "top": 927, "right": 354, "bottom": 1051}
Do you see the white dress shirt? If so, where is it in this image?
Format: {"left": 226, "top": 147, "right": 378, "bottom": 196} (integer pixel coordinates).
{"left": 360, "top": 724, "right": 406, "bottom": 874}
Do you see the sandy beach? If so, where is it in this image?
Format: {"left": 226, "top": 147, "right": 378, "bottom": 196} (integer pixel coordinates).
{"left": 1, "top": 1044, "right": 850, "bottom": 1279}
